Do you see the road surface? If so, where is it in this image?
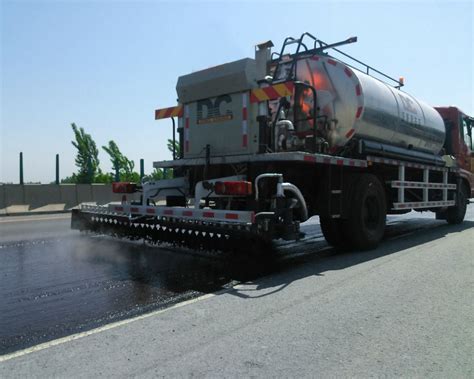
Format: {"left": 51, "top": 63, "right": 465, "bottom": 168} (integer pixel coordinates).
{"left": 1, "top": 207, "right": 473, "bottom": 376}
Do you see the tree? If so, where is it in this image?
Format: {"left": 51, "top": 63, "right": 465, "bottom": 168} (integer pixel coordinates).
{"left": 149, "top": 167, "right": 173, "bottom": 180}
{"left": 167, "top": 138, "right": 180, "bottom": 159}
{"left": 70, "top": 123, "right": 100, "bottom": 183}
{"left": 60, "top": 175, "right": 76, "bottom": 184}
{"left": 102, "top": 140, "right": 139, "bottom": 182}
{"left": 149, "top": 138, "right": 178, "bottom": 181}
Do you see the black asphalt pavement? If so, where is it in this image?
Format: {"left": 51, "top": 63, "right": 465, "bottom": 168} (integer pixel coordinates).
{"left": 1, "top": 210, "right": 472, "bottom": 359}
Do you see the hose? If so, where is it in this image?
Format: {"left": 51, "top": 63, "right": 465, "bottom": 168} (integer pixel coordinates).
{"left": 282, "top": 182, "right": 308, "bottom": 221}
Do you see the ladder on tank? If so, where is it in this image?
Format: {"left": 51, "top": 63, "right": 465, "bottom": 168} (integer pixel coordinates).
{"left": 271, "top": 32, "right": 319, "bottom": 83}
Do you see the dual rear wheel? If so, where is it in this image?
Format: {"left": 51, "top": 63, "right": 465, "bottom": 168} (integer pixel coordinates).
{"left": 320, "top": 174, "right": 387, "bottom": 251}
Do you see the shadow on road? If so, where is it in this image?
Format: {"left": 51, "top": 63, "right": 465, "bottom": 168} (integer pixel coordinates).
{"left": 87, "top": 218, "right": 474, "bottom": 297}
{"left": 227, "top": 220, "right": 474, "bottom": 299}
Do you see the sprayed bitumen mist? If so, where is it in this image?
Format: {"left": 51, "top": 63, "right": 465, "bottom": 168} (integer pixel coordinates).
{"left": 0, "top": 213, "right": 447, "bottom": 355}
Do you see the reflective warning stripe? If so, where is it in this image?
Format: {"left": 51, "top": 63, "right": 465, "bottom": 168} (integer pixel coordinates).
{"left": 390, "top": 181, "right": 456, "bottom": 189}
{"left": 101, "top": 204, "right": 255, "bottom": 224}
{"left": 242, "top": 92, "right": 248, "bottom": 147}
{"left": 250, "top": 82, "right": 294, "bottom": 103}
{"left": 367, "top": 156, "right": 451, "bottom": 172}
{"left": 302, "top": 154, "right": 367, "bottom": 168}
{"left": 184, "top": 105, "right": 190, "bottom": 153}
{"left": 345, "top": 129, "right": 356, "bottom": 138}
{"left": 154, "top": 105, "right": 183, "bottom": 120}
{"left": 393, "top": 200, "right": 454, "bottom": 209}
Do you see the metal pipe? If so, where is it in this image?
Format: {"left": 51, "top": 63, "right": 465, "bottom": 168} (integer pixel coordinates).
{"left": 19, "top": 152, "right": 24, "bottom": 185}
{"left": 55, "top": 154, "right": 59, "bottom": 185}
{"left": 359, "top": 139, "right": 446, "bottom": 166}
{"left": 140, "top": 159, "right": 145, "bottom": 180}
{"left": 255, "top": 173, "right": 283, "bottom": 200}
{"left": 282, "top": 182, "right": 308, "bottom": 221}
{"left": 274, "top": 120, "right": 294, "bottom": 151}
{"left": 171, "top": 117, "right": 176, "bottom": 160}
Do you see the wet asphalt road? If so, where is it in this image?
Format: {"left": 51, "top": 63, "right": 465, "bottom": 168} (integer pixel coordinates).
{"left": 0, "top": 211, "right": 469, "bottom": 355}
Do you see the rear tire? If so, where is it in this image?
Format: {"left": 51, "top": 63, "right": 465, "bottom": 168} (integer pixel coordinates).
{"left": 320, "top": 217, "right": 347, "bottom": 248}
{"left": 341, "top": 174, "right": 386, "bottom": 250}
{"left": 446, "top": 184, "right": 468, "bottom": 225}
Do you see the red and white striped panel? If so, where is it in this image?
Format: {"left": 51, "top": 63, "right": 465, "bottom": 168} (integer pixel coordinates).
{"left": 107, "top": 204, "right": 255, "bottom": 224}
{"left": 367, "top": 156, "right": 450, "bottom": 172}
{"left": 303, "top": 154, "right": 367, "bottom": 168}
{"left": 319, "top": 57, "right": 364, "bottom": 139}
{"left": 242, "top": 92, "right": 248, "bottom": 148}
{"left": 393, "top": 200, "right": 454, "bottom": 210}
{"left": 184, "top": 105, "right": 190, "bottom": 153}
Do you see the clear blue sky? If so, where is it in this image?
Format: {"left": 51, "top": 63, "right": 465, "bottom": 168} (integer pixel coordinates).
{"left": 1, "top": 0, "right": 472, "bottom": 183}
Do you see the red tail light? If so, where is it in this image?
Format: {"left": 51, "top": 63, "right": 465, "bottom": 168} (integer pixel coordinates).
{"left": 214, "top": 181, "right": 252, "bottom": 196}
{"left": 112, "top": 182, "right": 137, "bottom": 193}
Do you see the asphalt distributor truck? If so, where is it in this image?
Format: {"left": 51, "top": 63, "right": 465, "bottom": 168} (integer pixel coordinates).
{"left": 72, "top": 33, "right": 474, "bottom": 251}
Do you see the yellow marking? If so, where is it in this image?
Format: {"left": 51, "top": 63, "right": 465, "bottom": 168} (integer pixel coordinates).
{"left": 251, "top": 83, "right": 293, "bottom": 102}
{"left": 252, "top": 88, "right": 268, "bottom": 101}
{"left": 155, "top": 105, "right": 183, "bottom": 119}
{"left": 274, "top": 83, "right": 290, "bottom": 97}
{"left": 171, "top": 106, "right": 183, "bottom": 117}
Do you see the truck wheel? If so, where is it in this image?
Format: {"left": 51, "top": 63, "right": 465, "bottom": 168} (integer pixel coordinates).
{"left": 320, "top": 217, "right": 347, "bottom": 248}
{"left": 342, "top": 174, "right": 386, "bottom": 250}
{"left": 445, "top": 184, "right": 468, "bottom": 225}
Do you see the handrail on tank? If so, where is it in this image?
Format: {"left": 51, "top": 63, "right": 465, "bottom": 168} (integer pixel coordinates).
{"left": 317, "top": 41, "right": 404, "bottom": 89}
{"left": 272, "top": 33, "right": 318, "bottom": 82}
{"left": 271, "top": 33, "right": 404, "bottom": 89}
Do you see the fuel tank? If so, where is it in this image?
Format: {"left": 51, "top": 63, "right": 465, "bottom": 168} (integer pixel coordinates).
{"left": 294, "top": 56, "right": 446, "bottom": 155}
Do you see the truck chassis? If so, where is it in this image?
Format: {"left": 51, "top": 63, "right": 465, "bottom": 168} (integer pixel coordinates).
{"left": 72, "top": 150, "right": 467, "bottom": 252}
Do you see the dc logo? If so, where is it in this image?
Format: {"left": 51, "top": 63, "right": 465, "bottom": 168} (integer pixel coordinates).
{"left": 197, "top": 95, "right": 233, "bottom": 124}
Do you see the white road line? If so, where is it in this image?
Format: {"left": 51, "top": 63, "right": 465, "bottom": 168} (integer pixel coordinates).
{"left": 0, "top": 293, "right": 217, "bottom": 363}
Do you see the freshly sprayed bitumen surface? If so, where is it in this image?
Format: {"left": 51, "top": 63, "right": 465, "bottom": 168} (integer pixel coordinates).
{"left": 0, "top": 217, "right": 264, "bottom": 355}
{"left": 0, "top": 210, "right": 472, "bottom": 359}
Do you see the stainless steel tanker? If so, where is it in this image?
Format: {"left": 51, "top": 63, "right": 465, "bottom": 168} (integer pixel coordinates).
{"left": 289, "top": 56, "right": 446, "bottom": 155}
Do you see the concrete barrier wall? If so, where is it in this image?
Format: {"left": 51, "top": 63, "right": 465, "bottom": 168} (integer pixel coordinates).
{"left": 0, "top": 185, "right": 7, "bottom": 210}
{"left": 24, "top": 184, "right": 61, "bottom": 209}
{"left": 76, "top": 184, "right": 93, "bottom": 204}
{"left": 0, "top": 184, "right": 140, "bottom": 214}
{"left": 59, "top": 185, "right": 78, "bottom": 209}
{"left": 3, "top": 185, "right": 25, "bottom": 207}
{"left": 91, "top": 184, "right": 128, "bottom": 205}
